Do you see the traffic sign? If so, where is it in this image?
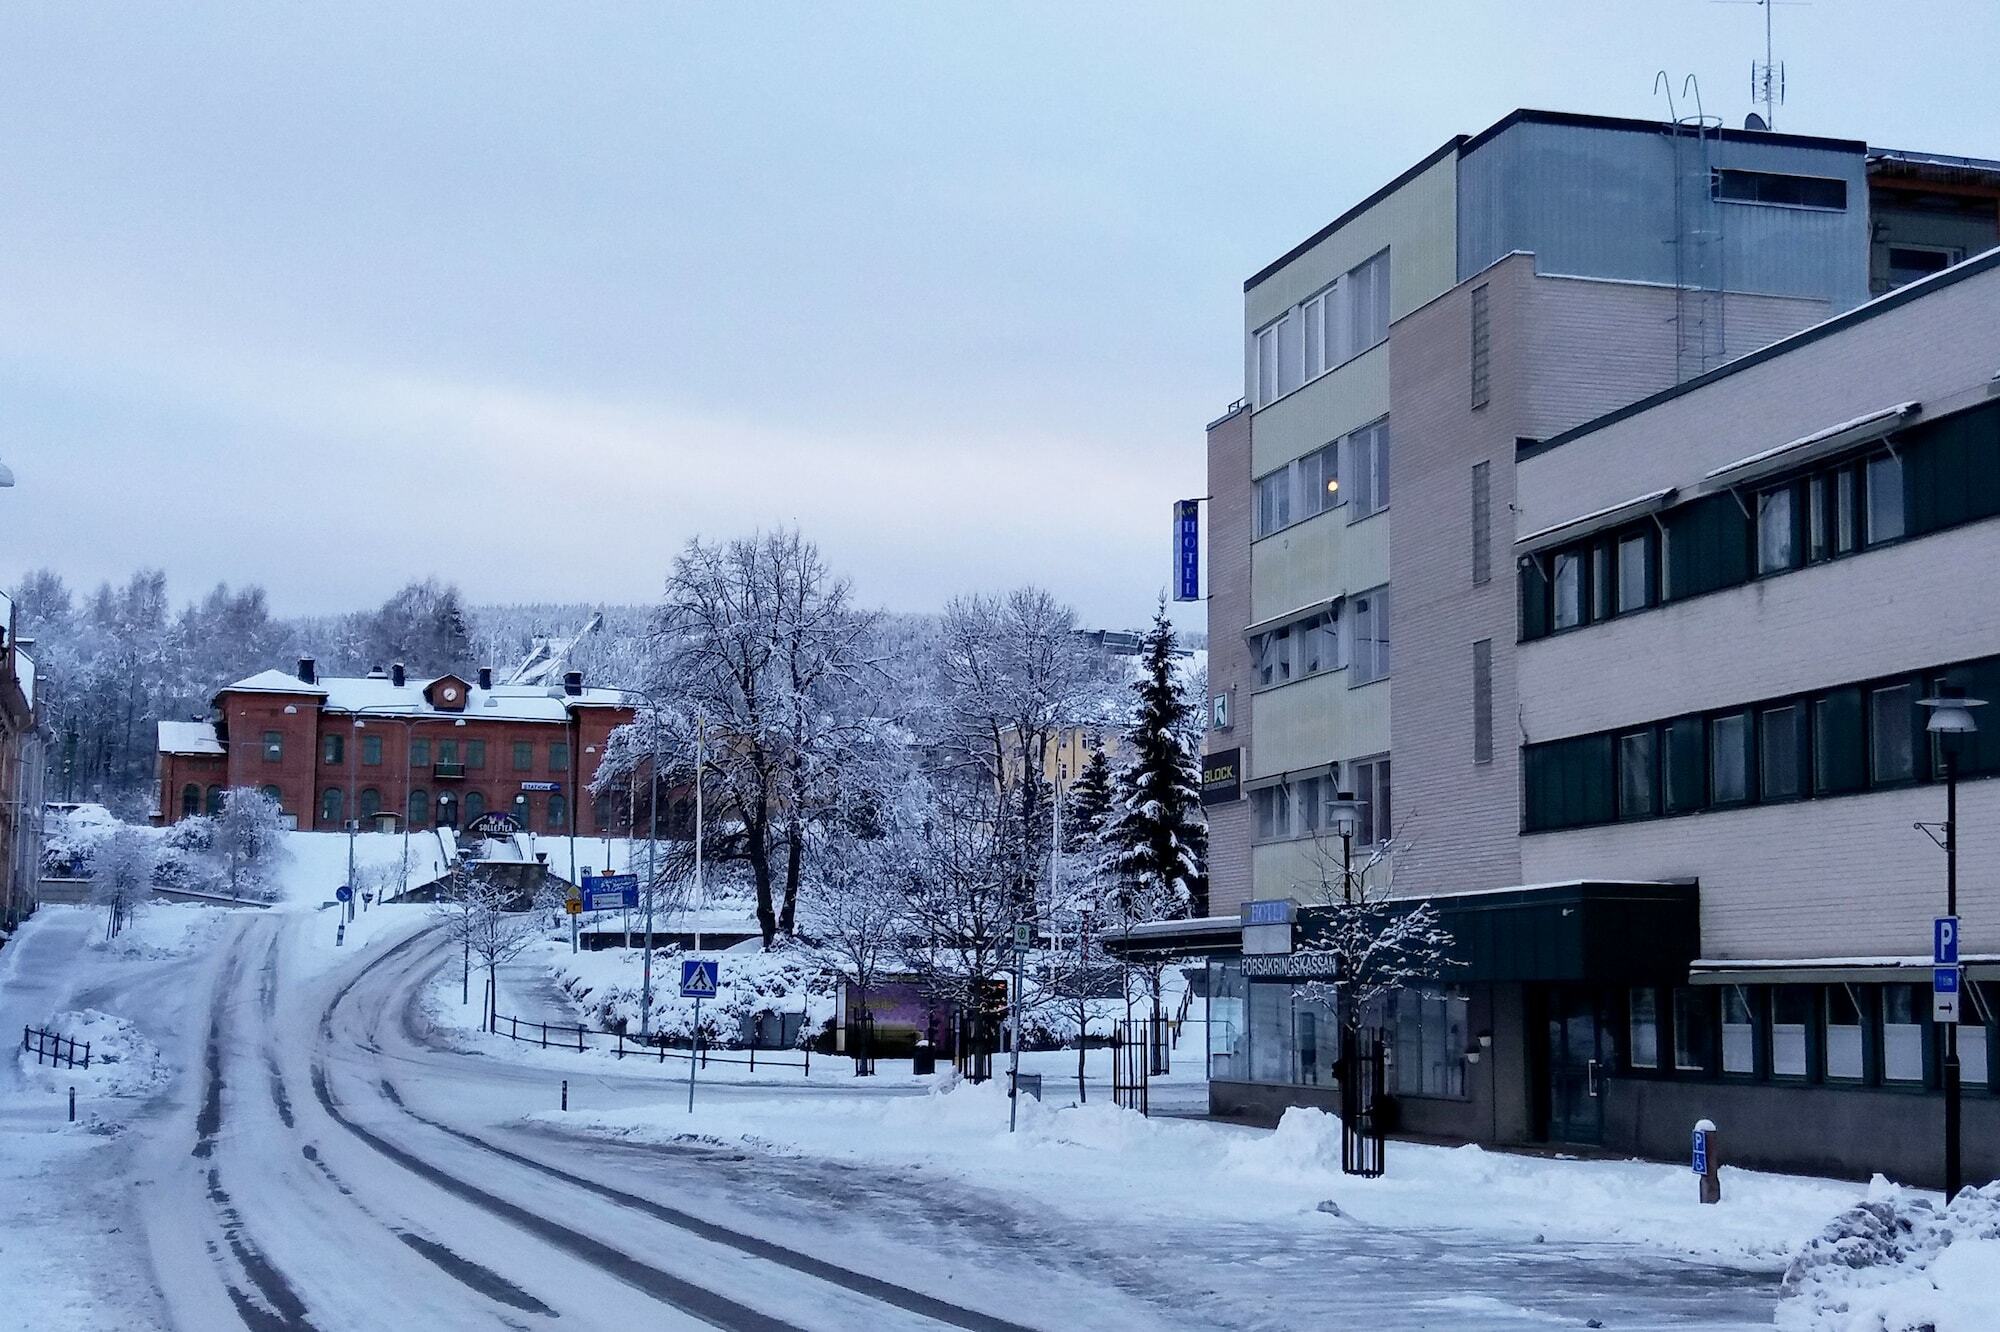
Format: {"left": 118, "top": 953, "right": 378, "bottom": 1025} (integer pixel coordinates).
{"left": 1935, "top": 965, "right": 1963, "bottom": 1024}
{"left": 1013, "top": 922, "right": 1033, "bottom": 949}
{"left": 564, "top": 898, "right": 583, "bottom": 916}
{"left": 335, "top": 885, "right": 353, "bottom": 903}
{"left": 1690, "top": 1127, "right": 1709, "bottom": 1176}
{"left": 582, "top": 873, "right": 639, "bottom": 912}
{"left": 1936, "top": 916, "right": 1960, "bottom": 966}
{"left": 680, "top": 958, "right": 719, "bottom": 999}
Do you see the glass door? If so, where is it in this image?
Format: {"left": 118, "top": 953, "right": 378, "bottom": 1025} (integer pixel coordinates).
{"left": 1546, "top": 988, "right": 1609, "bottom": 1144}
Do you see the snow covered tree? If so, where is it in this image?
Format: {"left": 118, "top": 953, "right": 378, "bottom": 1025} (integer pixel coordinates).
{"left": 1063, "top": 744, "right": 1115, "bottom": 855}
{"left": 432, "top": 865, "right": 542, "bottom": 1031}
{"left": 90, "top": 827, "right": 155, "bottom": 938}
{"left": 213, "top": 787, "right": 289, "bottom": 902}
{"left": 361, "top": 578, "right": 474, "bottom": 674}
{"left": 1104, "top": 602, "right": 1207, "bottom": 919}
{"left": 799, "top": 809, "right": 909, "bottom": 1074}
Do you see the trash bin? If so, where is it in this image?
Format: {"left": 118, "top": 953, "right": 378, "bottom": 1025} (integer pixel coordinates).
{"left": 912, "top": 1040, "right": 936, "bottom": 1076}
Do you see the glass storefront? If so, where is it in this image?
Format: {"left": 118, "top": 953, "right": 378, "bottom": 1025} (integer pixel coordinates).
{"left": 1207, "top": 959, "right": 1467, "bottom": 1099}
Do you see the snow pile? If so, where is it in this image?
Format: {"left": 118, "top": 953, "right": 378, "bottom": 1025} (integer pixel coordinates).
{"left": 547, "top": 938, "right": 833, "bottom": 1045}
{"left": 86, "top": 901, "right": 226, "bottom": 960}
{"left": 1776, "top": 1182, "right": 2000, "bottom": 1331}
{"left": 19, "top": 1008, "right": 169, "bottom": 1097}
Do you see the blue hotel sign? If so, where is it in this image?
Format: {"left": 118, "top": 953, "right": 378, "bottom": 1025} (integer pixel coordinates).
{"left": 1173, "top": 500, "right": 1200, "bottom": 602}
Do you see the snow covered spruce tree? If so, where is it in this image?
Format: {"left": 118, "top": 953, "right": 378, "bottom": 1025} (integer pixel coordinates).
{"left": 90, "top": 827, "right": 156, "bottom": 938}
{"left": 1105, "top": 601, "right": 1207, "bottom": 919}
{"left": 606, "top": 529, "right": 879, "bottom": 946}
{"left": 1063, "top": 745, "right": 1115, "bottom": 855}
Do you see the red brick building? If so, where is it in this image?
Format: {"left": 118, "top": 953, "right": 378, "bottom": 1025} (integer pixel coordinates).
{"left": 156, "top": 658, "right": 635, "bottom": 837}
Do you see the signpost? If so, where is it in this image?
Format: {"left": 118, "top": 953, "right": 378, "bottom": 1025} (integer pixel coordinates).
{"left": 1692, "top": 1118, "right": 1721, "bottom": 1203}
{"left": 1172, "top": 499, "right": 1200, "bottom": 602}
{"left": 582, "top": 873, "right": 639, "bottom": 913}
{"left": 1935, "top": 915, "right": 1962, "bottom": 1023}
{"left": 1008, "top": 922, "right": 1031, "bottom": 1132}
{"left": 565, "top": 888, "right": 582, "bottom": 952}
{"left": 681, "top": 959, "right": 719, "bottom": 1113}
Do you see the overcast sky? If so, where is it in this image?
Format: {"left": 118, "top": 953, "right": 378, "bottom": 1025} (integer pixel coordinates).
{"left": 4, "top": 2, "right": 1998, "bottom": 629}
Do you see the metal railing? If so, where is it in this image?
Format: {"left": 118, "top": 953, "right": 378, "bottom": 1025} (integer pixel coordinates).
{"left": 488, "top": 1011, "right": 814, "bottom": 1075}
{"left": 23, "top": 1025, "right": 90, "bottom": 1069}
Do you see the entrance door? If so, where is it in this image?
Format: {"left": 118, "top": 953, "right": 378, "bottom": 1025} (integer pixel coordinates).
{"left": 1546, "top": 988, "right": 1610, "bottom": 1144}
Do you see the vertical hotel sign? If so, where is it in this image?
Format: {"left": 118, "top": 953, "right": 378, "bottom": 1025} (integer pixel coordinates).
{"left": 1173, "top": 499, "right": 1200, "bottom": 602}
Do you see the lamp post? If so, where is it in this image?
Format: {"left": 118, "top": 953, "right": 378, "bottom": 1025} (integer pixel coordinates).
{"left": 1918, "top": 682, "right": 1984, "bottom": 1202}
{"left": 352, "top": 707, "right": 467, "bottom": 902}
{"left": 1325, "top": 791, "right": 1364, "bottom": 905}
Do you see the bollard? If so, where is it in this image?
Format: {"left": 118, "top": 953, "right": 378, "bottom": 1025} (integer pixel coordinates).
{"left": 68, "top": 1086, "right": 76, "bottom": 1123}
{"left": 1693, "top": 1119, "right": 1722, "bottom": 1204}
{"left": 561, "top": 1080, "right": 569, "bottom": 1111}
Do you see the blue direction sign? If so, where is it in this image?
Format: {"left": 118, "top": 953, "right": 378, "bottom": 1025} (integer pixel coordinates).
{"left": 1172, "top": 500, "right": 1200, "bottom": 602}
{"left": 582, "top": 873, "right": 639, "bottom": 912}
{"left": 680, "top": 958, "right": 719, "bottom": 999}
{"left": 335, "top": 885, "right": 353, "bottom": 903}
{"left": 1936, "top": 916, "right": 1961, "bottom": 966}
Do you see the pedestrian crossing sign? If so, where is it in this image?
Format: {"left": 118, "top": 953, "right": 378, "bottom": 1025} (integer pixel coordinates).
{"left": 680, "top": 959, "right": 719, "bottom": 999}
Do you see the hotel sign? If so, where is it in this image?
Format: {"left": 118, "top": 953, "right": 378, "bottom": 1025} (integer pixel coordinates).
{"left": 1240, "top": 897, "right": 1296, "bottom": 956}
{"left": 1201, "top": 749, "right": 1241, "bottom": 806}
{"left": 1172, "top": 499, "right": 1200, "bottom": 602}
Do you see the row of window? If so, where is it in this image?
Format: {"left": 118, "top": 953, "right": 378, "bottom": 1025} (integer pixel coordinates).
{"left": 1627, "top": 982, "right": 1994, "bottom": 1090}
{"left": 1252, "top": 418, "right": 1391, "bottom": 538}
{"left": 1522, "top": 399, "right": 2000, "bottom": 641}
{"left": 1249, "top": 755, "right": 1393, "bottom": 847}
{"left": 1253, "top": 249, "right": 1390, "bottom": 407}
{"left": 315, "top": 786, "right": 570, "bottom": 832}
{"left": 286, "top": 732, "right": 573, "bottom": 773}
{"left": 1524, "top": 653, "right": 2000, "bottom": 832}
{"left": 1209, "top": 968, "right": 1469, "bottom": 1100}
{"left": 1248, "top": 585, "right": 1391, "bottom": 691}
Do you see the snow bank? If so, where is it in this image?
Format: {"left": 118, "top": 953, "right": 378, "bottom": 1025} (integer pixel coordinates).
{"left": 1777, "top": 1182, "right": 2000, "bottom": 1331}
{"left": 86, "top": 901, "right": 226, "bottom": 960}
{"left": 20, "top": 1008, "right": 169, "bottom": 1097}
{"left": 546, "top": 938, "right": 833, "bottom": 1045}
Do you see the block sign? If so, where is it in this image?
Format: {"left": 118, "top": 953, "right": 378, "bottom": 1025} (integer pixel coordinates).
{"left": 1201, "top": 748, "right": 1241, "bottom": 807}
{"left": 680, "top": 958, "right": 719, "bottom": 999}
{"left": 582, "top": 873, "right": 639, "bottom": 912}
{"left": 1690, "top": 1128, "right": 1709, "bottom": 1176}
{"left": 1172, "top": 499, "right": 1200, "bottom": 602}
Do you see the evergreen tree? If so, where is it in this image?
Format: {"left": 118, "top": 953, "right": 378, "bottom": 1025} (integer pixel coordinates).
{"left": 1063, "top": 744, "right": 1114, "bottom": 854}
{"left": 1105, "top": 601, "right": 1208, "bottom": 919}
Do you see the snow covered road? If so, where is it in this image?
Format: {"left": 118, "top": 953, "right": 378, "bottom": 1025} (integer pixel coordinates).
{"left": 6, "top": 903, "right": 1832, "bottom": 1329}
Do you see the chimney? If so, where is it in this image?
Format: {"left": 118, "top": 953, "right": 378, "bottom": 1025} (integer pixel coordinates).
{"left": 297, "top": 656, "right": 317, "bottom": 685}
{"left": 365, "top": 666, "right": 387, "bottom": 680}
{"left": 391, "top": 662, "right": 406, "bottom": 688}
{"left": 478, "top": 666, "right": 493, "bottom": 691}
{"left": 563, "top": 670, "right": 583, "bottom": 698}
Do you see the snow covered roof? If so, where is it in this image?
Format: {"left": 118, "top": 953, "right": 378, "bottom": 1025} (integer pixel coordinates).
{"left": 219, "top": 670, "right": 631, "bottom": 723}
{"left": 158, "top": 720, "right": 224, "bottom": 756}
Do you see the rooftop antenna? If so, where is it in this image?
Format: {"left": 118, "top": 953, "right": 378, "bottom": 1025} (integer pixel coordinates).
{"left": 1716, "top": 0, "right": 1803, "bottom": 130}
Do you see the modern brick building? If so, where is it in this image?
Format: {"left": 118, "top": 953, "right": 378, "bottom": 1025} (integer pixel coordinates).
{"left": 156, "top": 658, "right": 635, "bottom": 839}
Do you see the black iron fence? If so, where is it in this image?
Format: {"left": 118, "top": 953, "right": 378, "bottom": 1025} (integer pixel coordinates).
{"left": 488, "top": 1012, "right": 815, "bottom": 1076}
{"left": 23, "top": 1025, "right": 91, "bottom": 1070}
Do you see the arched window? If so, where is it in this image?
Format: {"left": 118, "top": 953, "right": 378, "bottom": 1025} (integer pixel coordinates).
{"left": 261, "top": 785, "right": 282, "bottom": 805}
{"left": 359, "top": 787, "right": 381, "bottom": 818}
{"left": 463, "top": 791, "right": 486, "bottom": 823}
{"left": 181, "top": 784, "right": 200, "bottom": 818}
{"left": 436, "top": 791, "right": 458, "bottom": 828}
{"left": 205, "top": 785, "right": 224, "bottom": 815}
{"left": 408, "top": 787, "right": 429, "bottom": 829}
{"left": 548, "top": 793, "right": 567, "bottom": 831}
{"left": 321, "top": 787, "right": 344, "bottom": 826}
{"left": 593, "top": 791, "right": 612, "bottom": 831}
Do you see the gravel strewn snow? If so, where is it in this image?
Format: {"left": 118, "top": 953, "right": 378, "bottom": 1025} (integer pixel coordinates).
{"left": 1777, "top": 1182, "right": 2000, "bottom": 1331}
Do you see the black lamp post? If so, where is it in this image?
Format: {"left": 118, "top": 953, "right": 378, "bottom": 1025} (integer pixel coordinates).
{"left": 1918, "top": 682, "right": 1984, "bottom": 1201}
{"left": 1326, "top": 790, "right": 1363, "bottom": 906}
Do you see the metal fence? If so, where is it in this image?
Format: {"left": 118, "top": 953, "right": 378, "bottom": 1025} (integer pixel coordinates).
{"left": 22, "top": 1025, "right": 90, "bottom": 1070}
{"left": 488, "top": 1012, "right": 815, "bottom": 1075}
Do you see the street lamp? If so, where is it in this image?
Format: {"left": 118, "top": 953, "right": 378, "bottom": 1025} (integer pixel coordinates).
{"left": 351, "top": 706, "right": 466, "bottom": 904}
{"left": 1918, "top": 681, "right": 1985, "bottom": 1201}
{"left": 1325, "top": 791, "right": 1364, "bottom": 905}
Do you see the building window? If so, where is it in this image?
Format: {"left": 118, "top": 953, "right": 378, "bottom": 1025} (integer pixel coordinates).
{"left": 411, "top": 738, "right": 431, "bottom": 767}
{"left": 1756, "top": 484, "right": 1799, "bottom": 575}
{"left": 1673, "top": 988, "right": 1715, "bottom": 1072}
{"left": 359, "top": 787, "right": 381, "bottom": 818}
{"left": 1255, "top": 440, "right": 1345, "bottom": 539}
{"left": 1866, "top": 453, "right": 1905, "bottom": 544}
{"left": 1472, "top": 640, "right": 1493, "bottom": 765}
{"left": 1347, "top": 248, "right": 1391, "bottom": 352}
{"left": 362, "top": 734, "right": 382, "bottom": 766}
{"left": 513, "top": 741, "right": 534, "bottom": 772}
{"left": 1253, "top": 611, "right": 1339, "bottom": 688}
{"left": 1616, "top": 531, "right": 1652, "bottom": 613}
{"left": 1834, "top": 466, "right": 1860, "bottom": 555}
{"left": 1552, "top": 551, "right": 1583, "bottom": 630}
{"left": 1347, "top": 419, "right": 1389, "bottom": 519}
{"left": 1469, "top": 284, "right": 1490, "bottom": 410}
{"left": 1771, "top": 987, "right": 1811, "bottom": 1078}
{"left": 1869, "top": 683, "right": 1918, "bottom": 784}
{"left": 1350, "top": 588, "right": 1390, "bottom": 684}
{"left": 321, "top": 787, "right": 343, "bottom": 826}
{"left": 548, "top": 793, "right": 568, "bottom": 830}
{"left": 466, "top": 739, "right": 486, "bottom": 769}
{"left": 438, "top": 739, "right": 459, "bottom": 766}
{"left": 263, "top": 731, "right": 283, "bottom": 762}
{"left": 260, "top": 784, "right": 283, "bottom": 807}
{"left": 1629, "top": 989, "right": 1659, "bottom": 1070}
{"left": 1471, "top": 462, "right": 1492, "bottom": 586}
{"left": 1299, "top": 441, "right": 1340, "bottom": 519}
{"left": 180, "top": 784, "right": 200, "bottom": 817}
{"left": 1883, "top": 984, "right": 1926, "bottom": 1083}
{"left": 1616, "top": 728, "right": 1657, "bottom": 819}
{"left": 1390, "top": 987, "right": 1466, "bottom": 1098}
{"left": 1722, "top": 986, "right": 1757, "bottom": 1075}
{"left": 550, "top": 741, "right": 570, "bottom": 773}
{"left": 205, "top": 785, "right": 224, "bottom": 815}
{"left": 408, "top": 787, "right": 429, "bottom": 829}
{"left": 1758, "top": 704, "right": 1806, "bottom": 802}
{"left": 323, "top": 733, "right": 343, "bottom": 765}
{"left": 1253, "top": 467, "right": 1292, "bottom": 538}
{"left": 1711, "top": 167, "right": 1848, "bottom": 211}
{"left": 1961, "top": 984, "right": 1991, "bottom": 1090}
{"left": 1352, "top": 755, "right": 1392, "bottom": 845}
{"left": 1663, "top": 716, "right": 1706, "bottom": 815}
{"left": 1709, "top": 711, "right": 1752, "bottom": 805}
{"left": 1252, "top": 785, "right": 1291, "bottom": 841}
{"left": 1824, "top": 985, "right": 1864, "bottom": 1081}
{"left": 1812, "top": 688, "right": 1866, "bottom": 795}
{"left": 464, "top": 791, "right": 485, "bottom": 823}
{"left": 1887, "top": 245, "right": 1961, "bottom": 288}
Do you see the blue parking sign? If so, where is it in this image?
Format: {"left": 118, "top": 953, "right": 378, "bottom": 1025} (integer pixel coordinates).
{"left": 1936, "top": 916, "right": 1960, "bottom": 966}
{"left": 1691, "top": 1128, "right": 1708, "bottom": 1176}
